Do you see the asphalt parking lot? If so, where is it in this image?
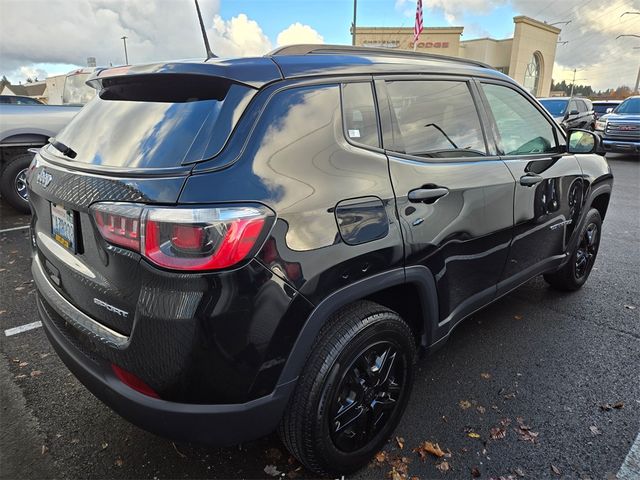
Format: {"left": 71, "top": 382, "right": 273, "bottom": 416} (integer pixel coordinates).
{"left": 1, "top": 154, "right": 638, "bottom": 480}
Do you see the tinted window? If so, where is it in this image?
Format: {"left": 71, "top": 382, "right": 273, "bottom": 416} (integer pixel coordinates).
{"left": 615, "top": 97, "right": 640, "bottom": 114}
{"left": 386, "top": 80, "right": 486, "bottom": 158}
{"left": 341, "top": 82, "right": 379, "bottom": 148}
{"left": 51, "top": 79, "right": 254, "bottom": 168}
{"left": 482, "top": 83, "right": 561, "bottom": 156}
{"left": 539, "top": 99, "right": 567, "bottom": 117}
{"left": 593, "top": 104, "right": 611, "bottom": 115}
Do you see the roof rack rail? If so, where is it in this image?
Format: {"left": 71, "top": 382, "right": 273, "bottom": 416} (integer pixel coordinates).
{"left": 266, "top": 44, "right": 492, "bottom": 69}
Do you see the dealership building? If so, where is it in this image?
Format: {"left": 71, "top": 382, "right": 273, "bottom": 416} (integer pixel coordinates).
{"left": 355, "top": 16, "right": 560, "bottom": 97}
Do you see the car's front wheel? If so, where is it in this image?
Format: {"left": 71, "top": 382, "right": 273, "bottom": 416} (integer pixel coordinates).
{"left": 279, "top": 300, "right": 416, "bottom": 476}
{"left": 544, "top": 208, "right": 602, "bottom": 291}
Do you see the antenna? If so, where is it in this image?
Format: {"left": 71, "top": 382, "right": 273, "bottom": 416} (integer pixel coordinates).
{"left": 194, "top": 0, "right": 216, "bottom": 60}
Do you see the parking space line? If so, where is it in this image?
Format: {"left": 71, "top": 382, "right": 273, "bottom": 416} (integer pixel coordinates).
{"left": 4, "top": 321, "right": 42, "bottom": 337}
{"left": 0, "top": 225, "right": 30, "bottom": 233}
{"left": 618, "top": 431, "right": 640, "bottom": 480}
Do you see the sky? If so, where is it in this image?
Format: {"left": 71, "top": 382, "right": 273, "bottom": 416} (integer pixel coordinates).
{"left": 1, "top": 0, "right": 639, "bottom": 92}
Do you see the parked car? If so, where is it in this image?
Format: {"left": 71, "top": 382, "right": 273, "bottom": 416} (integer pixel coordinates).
{"left": 28, "top": 45, "right": 613, "bottom": 476}
{"left": 539, "top": 97, "right": 596, "bottom": 131}
{"left": 597, "top": 95, "right": 640, "bottom": 154}
{"left": 0, "top": 95, "right": 44, "bottom": 105}
{"left": 0, "top": 68, "right": 98, "bottom": 213}
{"left": 592, "top": 99, "right": 621, "bottom": 120}
{"left": 0, "top": 103, "right": 81, "bottom": 212}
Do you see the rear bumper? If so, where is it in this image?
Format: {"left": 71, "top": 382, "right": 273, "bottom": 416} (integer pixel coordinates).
{"left": 33, "top": 255, "right": 294, "bottom": 445}
{"left": 602, "top": 138, "right": 640, "bottom": 153}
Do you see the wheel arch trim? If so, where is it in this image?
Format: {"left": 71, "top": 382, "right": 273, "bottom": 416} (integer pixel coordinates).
{"left": 276, "top": 265, "right": 439, "bottom": 385}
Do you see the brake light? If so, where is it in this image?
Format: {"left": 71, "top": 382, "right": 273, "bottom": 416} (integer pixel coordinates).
{"left": 90, "top": 203, "right": 272, "bottom": 271}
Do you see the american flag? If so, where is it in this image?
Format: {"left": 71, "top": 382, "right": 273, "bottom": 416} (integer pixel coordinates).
{"left": 414, "top": 0, "right": 424, "bottom": 45}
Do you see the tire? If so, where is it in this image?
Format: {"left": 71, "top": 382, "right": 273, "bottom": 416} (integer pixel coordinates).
{"left": 278, "top": 300, "right": 416, "bottom": 476}
{"left": 544, "top": 208, "right": 602, "bottom": 291}
{"left": 0, "top": 152, "right": 33, "bottom": 214}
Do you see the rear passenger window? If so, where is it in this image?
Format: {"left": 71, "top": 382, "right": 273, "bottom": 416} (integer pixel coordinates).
{"left": 386, "top": 80, "right": 487, "bottom": 158}
{"left": 577, "top": 100, "right": 587, "bottom": 113}
{"left": 341, "top": 82, "right": 380, "bottom": 148}
{"left": 481, "top": 83, "right": 562, "bottom": 156}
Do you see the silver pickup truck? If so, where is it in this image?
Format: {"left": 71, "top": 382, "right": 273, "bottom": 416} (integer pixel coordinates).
{"left": 0, "top": 103, "right": 81, "bottom": 212}
{"left": 0, "top": 68, "right": 98, "bottom": 212}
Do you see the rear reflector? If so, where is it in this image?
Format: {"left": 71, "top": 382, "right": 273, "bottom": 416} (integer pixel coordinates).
{"left": 90, "top": 203, "right": 272, "bottom": 272}
{"left": 111, "top": 364, "right": 160, "bottom": 398}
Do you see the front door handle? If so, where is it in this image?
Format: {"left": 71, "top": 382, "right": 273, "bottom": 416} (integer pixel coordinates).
{"left": 520, "top": 174, "right": 544, "bottom": 187}
{"left": 408, "top": 187, "right": 449, "bottom": 203}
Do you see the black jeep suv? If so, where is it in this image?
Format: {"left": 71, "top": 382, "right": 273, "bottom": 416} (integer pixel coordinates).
{"left": 28, "top": 45, "right": 612, "bottom": 476}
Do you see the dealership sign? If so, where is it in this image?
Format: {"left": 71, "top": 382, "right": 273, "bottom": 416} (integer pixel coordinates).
{"left": 363, "top": 40, "right": 450, "bottom": 49}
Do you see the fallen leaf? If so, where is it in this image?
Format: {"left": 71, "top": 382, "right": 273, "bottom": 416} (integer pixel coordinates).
{"left": 19, "top": 362, "right": 28, "bottom": 367}
{"left": 477, "top": 406, "right": 486, "bottom": 414}
{"left": 410, "top": 477, "right": 420, "bottom": 480}
{"left": 101, "top": 442, "right": 108, "bottom": 450}
{"left": 0, "top": 310, "right": 6, "bottom": 315}
{"left": 467, "top": 431, "right": 481, "bottom": 439}
{"left": 490, "top": 427, "right": 507, "bottom": 440}
{"left": 15, "top": 374, "right": 27, "bottom": 379}
{"left": 30, "top": 370, "right": 43, "bottom": 377}
{"left": 71, "top": 438, "right": 79, "bottom": 444}
{"left": 471, "top": 467, "right": 481, "bottom": 478}
{"left": 388, "top": 467, "right": 405, "bottom": 480}
{"left": 589, "top": 425, "right": 602, "bottom": 435}
{"left": 41, "top": 445, "right": 48, "bottom": 455}
{"left": 435, "top": 461, "right": 450, "bottom": 473}
{"left": 624, "top": 304, "right": 636, "bottom": 310}
{"left": 413, "top": 441, "right": 445, "bottom": 459}
{"left": 480, "top": 372, "right": 491, "bottom": 379}
{"left": 459, "top": 400, "right": 472, "bottom": 410}
{"left": 503, "top": 392, "right": 516, "bottom": 400}
{"left": 115, "top": 458, "right": 124, "bottom": 467}
{"left": 613, "top": 401, "right": 624, "bottom": 409}
{"left": 375, "top": 451, "right": 389, "bottom": 463}
{"left": 15, "top": 286, "right": 24, "bottom": 291}
{"left": 516, "top": 426, "right": 539, "bottom": 443}
{"left": 396, "top": 436, "right": 405, "bottom": 449}
{"left": 263, "top": 464, "right": 281, "bottom": 477}
{"left": 513, "top": 467, "right": 526, "bottom": 477}
{"left": 514, "top": 315, "right": 523, "bottom": 320}
{"left": 551, "top": 464, "right": 561, "bottom": 476}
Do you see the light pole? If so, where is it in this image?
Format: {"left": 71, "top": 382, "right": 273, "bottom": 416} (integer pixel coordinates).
{"left": 616, "top": 35, "right": 640, "bottom": 94}
{"left": 121, "top": 36, "right": 129, "bottom": 65}
{"left": 351, "top": 0, "right": 357, "bottom": 46}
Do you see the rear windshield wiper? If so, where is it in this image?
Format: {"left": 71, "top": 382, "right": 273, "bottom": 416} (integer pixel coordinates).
{"left": 49, "top": 138, "right": 77, "bottom": 159}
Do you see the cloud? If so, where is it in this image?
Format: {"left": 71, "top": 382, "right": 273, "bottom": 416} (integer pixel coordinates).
{"left": 511, "top": 0, "right": 640, "bottom": 90}
{"left": 277, "top": 23, "right": 324, "bottom": 46}
{"left": 209, "top": 13, "right": 272, "bottom": 57}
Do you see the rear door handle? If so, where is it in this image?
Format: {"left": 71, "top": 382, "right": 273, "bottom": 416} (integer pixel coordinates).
{"left": 408, "top": 187, "right": 449, "bottom": 203}
{"left": 520, "top": 174, "right": 544, "bottom": 187}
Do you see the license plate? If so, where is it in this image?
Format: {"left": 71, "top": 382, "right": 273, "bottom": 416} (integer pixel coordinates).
{"left": 51, "top": 203, "right": 76, "bottom": 252}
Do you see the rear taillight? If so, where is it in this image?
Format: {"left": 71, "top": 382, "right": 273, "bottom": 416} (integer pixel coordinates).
{"left": 90, "top": 203, "right": 272, "bottom": 271}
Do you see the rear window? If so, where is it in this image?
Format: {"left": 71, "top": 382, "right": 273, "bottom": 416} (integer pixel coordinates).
{"left": 539, "top": 99, "right": 567, "bottom": 117}
{"left": 49, "top": 75, "right": 254, "bottom": 169}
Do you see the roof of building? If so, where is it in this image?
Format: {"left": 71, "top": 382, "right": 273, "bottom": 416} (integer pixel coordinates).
{"left": 3, "top": 82, "right": 46, "bottom": 97}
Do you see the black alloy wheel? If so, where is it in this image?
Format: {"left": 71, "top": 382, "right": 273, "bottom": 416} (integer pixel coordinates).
{"left": 574, "top": 222, "right": 599, "bottom": 279}
{"left": 329, "top": 341, "right": 406, "bottom": 453}
{"left": 279, "top": 301, "right": 416, "bottom": 476}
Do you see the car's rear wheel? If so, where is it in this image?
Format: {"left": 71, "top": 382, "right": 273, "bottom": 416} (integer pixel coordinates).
{"left": 544, "top": 208, "right": 602, "bottom": 291}
{"left": 1, "top": 152, "right": 33, "bottom": 214}
{"left": 278, "top": 300, "right": 416, "bottom": 476}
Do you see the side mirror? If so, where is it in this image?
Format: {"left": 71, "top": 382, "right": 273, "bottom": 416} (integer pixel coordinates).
{"left": 567, "top": 129, "right": 603, "bottom": 155}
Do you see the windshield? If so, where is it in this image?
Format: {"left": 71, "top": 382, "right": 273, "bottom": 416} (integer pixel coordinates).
{"left": 539, "top": 99, "right": 568, "bottom": 117}
{"left": 62, "top": 73, "right": 97, "bottom": 105}
{"left": 614, "top": 97, "right": 640, "bottom": 114}
{"left": 593, "top": 103, "right": 615, "bottom": 114}
{"left": 50, "top": 78, "right": 254, "bottom": 169}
